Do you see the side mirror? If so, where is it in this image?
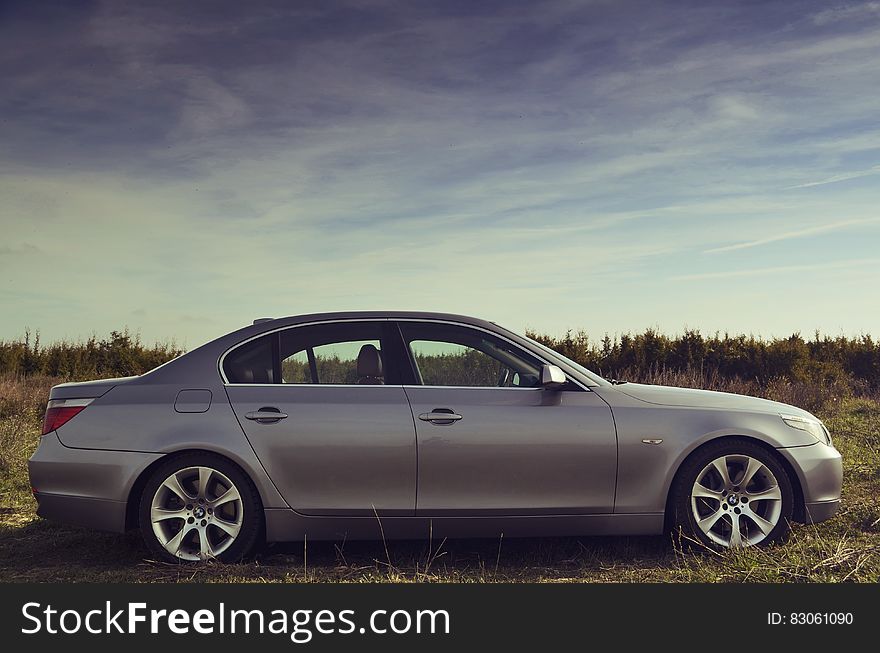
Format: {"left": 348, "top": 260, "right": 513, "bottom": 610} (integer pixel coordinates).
{"left": 540, "top": 364, "right": 567, "bottom": 389}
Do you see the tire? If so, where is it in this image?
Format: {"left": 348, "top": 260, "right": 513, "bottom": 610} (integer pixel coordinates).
{"left": 671, "top": 439, "right": 794, "bottom": 549}
{"left": 138, "top": 452, "right": 263, "bottom": 562}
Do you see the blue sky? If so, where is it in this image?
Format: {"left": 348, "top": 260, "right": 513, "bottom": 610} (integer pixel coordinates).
{"left": 1, "top": 0, "right": 879, "bottom": 349}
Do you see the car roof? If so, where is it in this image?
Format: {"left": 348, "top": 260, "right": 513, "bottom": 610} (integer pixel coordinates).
{"left": 253, "top": 310, "right": 497, "bottom": 328}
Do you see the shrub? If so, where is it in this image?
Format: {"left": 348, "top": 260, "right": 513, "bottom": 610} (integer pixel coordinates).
{"left": 527, "top": 329, "right": 880, "bottom": 412}
{"left": 0, "top": 330, "right": 182, "bottom": 382}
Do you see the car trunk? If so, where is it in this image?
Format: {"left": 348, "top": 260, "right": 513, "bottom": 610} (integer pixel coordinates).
{"left": 48, "top": 376, "right": 138, "bottom": 400}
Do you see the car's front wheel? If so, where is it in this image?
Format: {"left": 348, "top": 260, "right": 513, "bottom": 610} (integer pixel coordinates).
{"left": 672, "top": 439, "right": 794, "bottom": 548}
{"left": 139, "top": 453, "right": 262, "bottom": 562}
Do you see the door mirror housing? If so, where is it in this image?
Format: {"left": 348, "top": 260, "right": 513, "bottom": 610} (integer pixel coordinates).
{"left": 541, "top": 364, "right": 567, "bottom": 389}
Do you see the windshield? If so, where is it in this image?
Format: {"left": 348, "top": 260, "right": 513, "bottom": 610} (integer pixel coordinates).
{"left": 520, "top": 335, "right": 609, "bottom": 386}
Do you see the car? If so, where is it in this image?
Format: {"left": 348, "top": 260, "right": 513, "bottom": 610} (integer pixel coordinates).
{"left": 29, "top": 311, "right": 843, "bottom": 561}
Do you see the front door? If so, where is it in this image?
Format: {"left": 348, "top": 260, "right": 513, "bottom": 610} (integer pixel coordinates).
{"left": 398, "top": 321, "right": 617, "bottom": 515}
{"left": 224, "top": 320, "right": 416, "bottom": 516}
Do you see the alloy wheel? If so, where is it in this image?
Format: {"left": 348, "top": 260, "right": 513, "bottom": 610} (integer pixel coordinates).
{"left": 690, "top": 454, "right": 783, "bottom": 548}
{"left": 150, "top": 465, "right": 244, "bottom": 561}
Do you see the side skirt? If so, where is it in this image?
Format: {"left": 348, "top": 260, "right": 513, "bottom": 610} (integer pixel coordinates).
{"left": 264, "top": 509, "right": 665, "bottom": 542}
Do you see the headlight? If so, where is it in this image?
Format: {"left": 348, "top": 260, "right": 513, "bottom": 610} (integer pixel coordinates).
{"left": 780, "top": 413, "right": 832, "bottom": 445}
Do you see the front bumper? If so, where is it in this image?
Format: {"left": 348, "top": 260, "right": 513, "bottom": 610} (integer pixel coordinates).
{"left": 777, "top": 442, "right": 843, "bottom": 524}
{"left": 28, "top": 432, "right": 163, "bottom": 533}
{"left": 804, "top": 499, "right": 840, "bottom": 523}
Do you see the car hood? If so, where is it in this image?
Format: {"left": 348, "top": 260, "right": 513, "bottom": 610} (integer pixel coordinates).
{"left": 612, "top": 383, "right": 815, "bottom": 419}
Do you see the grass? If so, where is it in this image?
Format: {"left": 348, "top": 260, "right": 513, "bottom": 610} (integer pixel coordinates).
{"left": 0, "top": 375, "right": 878, "bottom": 583}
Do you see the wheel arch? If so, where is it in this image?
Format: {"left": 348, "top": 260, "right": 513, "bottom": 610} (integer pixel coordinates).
{"left": 662, "top": 435, "right": 806, "bottom": 531}
{"left": 125, "top": 448, "right": 267, "bottom": 531}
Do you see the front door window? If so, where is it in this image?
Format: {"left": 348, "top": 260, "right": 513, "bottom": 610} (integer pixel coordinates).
{"left": 399, "top": 322, "right": 542, "bottom": 388}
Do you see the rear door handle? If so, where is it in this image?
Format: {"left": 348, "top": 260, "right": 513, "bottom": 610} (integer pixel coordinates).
{"left": 245, "top": 407, "right": 288, "bottom": 423}
{"left": 418, "top": 410, "right": 462, "bottom": 424}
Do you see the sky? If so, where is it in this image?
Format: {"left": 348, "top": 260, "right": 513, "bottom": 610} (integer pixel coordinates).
{"left": 2, "top": 0, "right": 880, "bottom": 350}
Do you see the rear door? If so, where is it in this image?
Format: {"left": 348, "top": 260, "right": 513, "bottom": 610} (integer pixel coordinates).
{"left": 398, "top": 321, "right": 618, "bottom": 515}
{"left": 223, "top": 320, "right": 417, "bottom": 516}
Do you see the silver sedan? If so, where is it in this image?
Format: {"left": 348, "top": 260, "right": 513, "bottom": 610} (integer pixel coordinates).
{"left": 29, "top": 312, "right": 842, "bottom": 561}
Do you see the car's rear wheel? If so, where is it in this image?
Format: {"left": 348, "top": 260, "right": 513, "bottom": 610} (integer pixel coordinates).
{"left": 139, "top": 453, "right": 262, "bottom": 562}
{"left": 672, "top": 439, "right": 794, "bottom": 548}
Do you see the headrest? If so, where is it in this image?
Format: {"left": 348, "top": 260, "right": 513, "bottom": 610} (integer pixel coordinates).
{"left": 356, "top": 344, "right": 383, "bottom": 379}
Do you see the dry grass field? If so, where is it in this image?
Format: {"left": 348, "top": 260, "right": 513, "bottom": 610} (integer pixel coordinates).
{"left": 1, "top": 373, "right": 878, "bottom": 583}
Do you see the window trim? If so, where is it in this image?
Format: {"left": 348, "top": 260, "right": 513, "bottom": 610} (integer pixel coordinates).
{"left": 271, "top": 332, "right": 282, "bottom": 384}
{"left": 401, "top": 323, "right": 544, "bottom": 390}
{"left": 221, "top": 319, "right": 402, "bottom": 386}
{"left": 305, "top": 346, "right": 318, "bottom": 384}
{"left": 395, "top": 321, "right": 423, "bottom": 385}
{"left": 218, "top": 318, "right": 590, "bottom": 392}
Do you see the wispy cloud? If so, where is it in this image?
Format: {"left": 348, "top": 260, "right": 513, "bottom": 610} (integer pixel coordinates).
{"left": 704, "top": 218, "right": 880, "bottom": 254}
{"left": 811, "top": 2, "right": 880, "bottom": 26}
{"left": 670, "top": 258, "right": 880, "bottom": 282}
{"left": 0, "top": 243, "right": 40, "bottom": 257}
{"left": 2, "top": 1, "right": 880, "bottom": 341}
{"left": 787, "top": 165, "right": 880, "bottom": 189}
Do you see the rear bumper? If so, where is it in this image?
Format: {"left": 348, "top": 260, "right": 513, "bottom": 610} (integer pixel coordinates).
{"left": 33, "top": 492, "right": 127, "bottom": 533}
{"left": 28, "top": 432, "right": 163, "bottom": 533}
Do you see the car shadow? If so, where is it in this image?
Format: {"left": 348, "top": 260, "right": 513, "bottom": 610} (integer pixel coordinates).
{"left": 258, "top": 533, "right": 675, "bottom": 579}
{"left": 0, "top": 518, "right": 149, "bottom": 580}
{"left": 0, "top": 517, "right": 676, "bottom": 581}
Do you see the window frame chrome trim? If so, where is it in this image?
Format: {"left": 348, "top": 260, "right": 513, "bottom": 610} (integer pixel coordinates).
{"left": 218, "top": 317, "right": 592, "bottom": 391}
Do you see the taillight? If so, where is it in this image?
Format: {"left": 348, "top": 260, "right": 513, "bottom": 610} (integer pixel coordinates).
{"left": 41, "top": 398, "right": 92, "bottom": 435}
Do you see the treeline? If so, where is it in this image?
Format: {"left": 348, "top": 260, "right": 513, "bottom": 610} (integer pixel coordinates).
{"left": 281, "top": 351, "right": 513, "bottom": 386}
{"left": 0, "top": 330, "right": 183, "bottom": 380}
{"left": 527, "top": 329, "right": 880, "bottom": 393}
{"left": 2, "top": 328, "right": 880, "bottom": 396}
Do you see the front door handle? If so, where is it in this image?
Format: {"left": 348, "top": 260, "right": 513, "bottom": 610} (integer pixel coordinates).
{"left": 245, "top": 407, "right": 288, "bottom": 423}
{"left": 418, "top": 409, "right": 462, "bottom": 425}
